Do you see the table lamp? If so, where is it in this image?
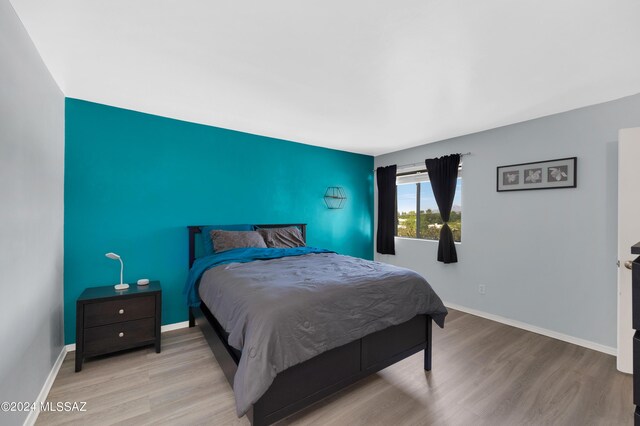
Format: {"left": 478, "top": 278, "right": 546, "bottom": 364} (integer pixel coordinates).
{"left": 105, "top": 252, "right": 129, "bottom": 290}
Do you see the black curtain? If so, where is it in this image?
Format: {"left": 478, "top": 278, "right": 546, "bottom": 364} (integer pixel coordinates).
{"left": 376, "top": 165, "right": 397, "bottom": 255}
{"left": 425, "top": 154, "right": 460, "bottom": 263}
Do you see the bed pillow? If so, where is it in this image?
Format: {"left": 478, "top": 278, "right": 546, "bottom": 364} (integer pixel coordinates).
{"left": 202, "top": 224, "right": 253, "bottom": 256}
{"left": 210, "top": 230, "right": 268, "bottom": 253}
{"left": 257, "top": 227, "right": 306, "bottom": 248}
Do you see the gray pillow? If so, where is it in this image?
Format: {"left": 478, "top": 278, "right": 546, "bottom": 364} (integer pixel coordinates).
{"left": 257, "top": 227, "right": 306, "bottom": 248}
{"left": 210, "top": 230, "right": 267, "bottom": 253}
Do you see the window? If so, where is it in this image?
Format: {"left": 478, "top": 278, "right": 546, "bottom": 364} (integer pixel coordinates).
{"left": 396, "top": 171, "right": 462, "bottom": 242}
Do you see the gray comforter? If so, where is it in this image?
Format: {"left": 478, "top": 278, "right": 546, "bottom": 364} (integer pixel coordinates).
{"left": 198, "top": 252, "right": 447, "bottom": 416}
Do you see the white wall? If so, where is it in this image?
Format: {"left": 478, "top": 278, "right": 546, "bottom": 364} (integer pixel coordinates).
{"left": 375, "top": 93, "right": 640, "bottom": 350}
{"left": 0, "top": 1, "right": 65, "bottom": 424}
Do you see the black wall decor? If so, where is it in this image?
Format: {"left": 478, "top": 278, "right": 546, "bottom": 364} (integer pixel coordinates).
{"left": 324, "top": 186, "right": 347, "bottom": 209}
{"left": 497, "top": 157, "right": 577, "bottom": 192}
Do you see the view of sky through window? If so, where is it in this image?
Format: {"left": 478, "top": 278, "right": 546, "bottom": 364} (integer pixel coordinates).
{"left": 397, "top": 178, "right": 462, "bottom": 214}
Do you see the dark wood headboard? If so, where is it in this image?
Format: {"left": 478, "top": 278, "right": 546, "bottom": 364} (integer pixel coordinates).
{"left": 188, "top": 224, "right": 307, "bottom": 268}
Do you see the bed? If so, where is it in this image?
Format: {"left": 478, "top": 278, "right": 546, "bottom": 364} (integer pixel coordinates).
{"left": 186, "top": 224, "right": 447, "bottom": 426}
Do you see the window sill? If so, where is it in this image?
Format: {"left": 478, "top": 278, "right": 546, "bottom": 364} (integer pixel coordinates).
{"left": 395, "top": 236, "right": 462, "bottom": 245}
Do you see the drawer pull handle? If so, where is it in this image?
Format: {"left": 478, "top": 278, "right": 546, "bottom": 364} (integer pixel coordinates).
{"left": 119, "top": 332, "right": 124, "bottom": 338}
{"left": 118, "top": 309, "right": 124, "bottom": 314}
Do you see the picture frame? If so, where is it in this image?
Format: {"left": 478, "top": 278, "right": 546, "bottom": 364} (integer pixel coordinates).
{"left": 497, "top": 157, "right": 577, "bottom": 192}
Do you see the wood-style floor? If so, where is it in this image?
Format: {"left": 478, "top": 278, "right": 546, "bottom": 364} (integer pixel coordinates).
{"left": 37, "top": 310, "right": 632, "bottom": 425}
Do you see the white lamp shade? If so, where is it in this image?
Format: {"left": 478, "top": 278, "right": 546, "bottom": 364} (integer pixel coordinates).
{"left": 105, "top": 252, "right": 120, "bottom": 260}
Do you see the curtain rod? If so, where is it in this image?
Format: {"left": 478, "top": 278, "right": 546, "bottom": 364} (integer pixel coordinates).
{"left": 373, "top": 152, "right": 471, "bottom": 172}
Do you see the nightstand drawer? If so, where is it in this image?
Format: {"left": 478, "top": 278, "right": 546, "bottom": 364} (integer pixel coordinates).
{"left": 84, "top": 317, "right": 156, "bottom": 355}
{"left": 84, "top": 296, "right": 155, "bottom": 327}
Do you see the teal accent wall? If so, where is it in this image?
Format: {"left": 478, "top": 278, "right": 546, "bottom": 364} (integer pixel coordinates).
{"left": 64, "top": 99, "right": 373, "bottom": 344}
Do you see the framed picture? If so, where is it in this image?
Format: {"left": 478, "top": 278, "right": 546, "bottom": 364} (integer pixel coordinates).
{"left": 497, "top": 157, "right": 577, "bottom": 192}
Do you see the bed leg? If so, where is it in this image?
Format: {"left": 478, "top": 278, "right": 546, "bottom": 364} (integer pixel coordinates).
{"left": 189, "top": 307, "right": 195, "bottom": 328}
{"left": 424, "top": 317, "right": 432, "bottom": 371}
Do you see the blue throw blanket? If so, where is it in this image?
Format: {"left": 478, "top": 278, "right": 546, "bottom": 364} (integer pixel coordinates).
{"left": 184, "top": 247, "right": 334, "bottom": 307}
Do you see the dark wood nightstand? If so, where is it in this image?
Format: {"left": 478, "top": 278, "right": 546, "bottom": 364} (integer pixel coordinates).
{"left": 75, "top": 281, "right": 162, "bottom": 372}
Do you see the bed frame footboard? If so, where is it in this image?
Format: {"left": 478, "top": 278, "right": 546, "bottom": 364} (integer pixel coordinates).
{"left": 192, "top": 302, "right": 433, "bottom": 426}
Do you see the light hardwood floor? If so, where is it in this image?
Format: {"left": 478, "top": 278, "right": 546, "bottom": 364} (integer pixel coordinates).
{"left": 37, "top": 310, "right": 632, "bottom": 425}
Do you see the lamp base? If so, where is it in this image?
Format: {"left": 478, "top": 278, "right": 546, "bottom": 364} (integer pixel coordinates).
{"left": 114, "top": 283, "right": 130, "bottom": 290}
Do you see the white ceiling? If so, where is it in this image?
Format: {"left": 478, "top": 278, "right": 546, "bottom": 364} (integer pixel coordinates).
{"left": 10, "top": 0, "right": 640, "bottom": 156}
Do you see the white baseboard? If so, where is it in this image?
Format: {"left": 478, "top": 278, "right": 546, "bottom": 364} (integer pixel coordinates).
{"left": 23, "top": 346, "right": 67, "bottom": 426}
{"left": 161, "top": 321, "right": 189, "bottom": 332}
{"left": 65, "top": 320, "right": 190, "bottom": 352}
{"left": 444, "top": 301, "right": 617, "bottom": 356}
